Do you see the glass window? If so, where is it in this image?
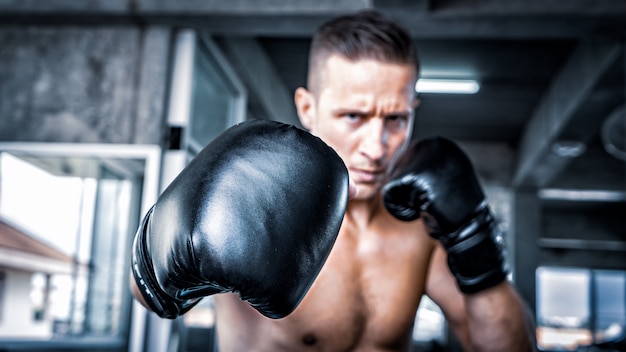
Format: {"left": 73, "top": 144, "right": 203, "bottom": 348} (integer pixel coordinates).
{"left": 536, "top": 267, "right": 592, "bottom": 350}
{"left": 189, "top": 43, "right": 235, "bottom": 151}
{"left": 0, "top": 144, "right": 159, "bottom": 350}
{"left": 536, "top": 267, "right": 626, "bottom": 351}
{"left": 186, "top": 36, "right": 246, "bottom": 155}
{"left": 413, "top": 295, "right": 447, "bottom": 345}
{"left": 594, "top": 270, "right": 626, "bottom": 344}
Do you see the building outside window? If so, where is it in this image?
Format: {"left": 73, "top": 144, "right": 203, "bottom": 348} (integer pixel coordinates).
{"left": 0, "top": 144, "right": 159, "bottom": 351}
{"left": 536, "top": 267, "right": 626, "bottom": 351}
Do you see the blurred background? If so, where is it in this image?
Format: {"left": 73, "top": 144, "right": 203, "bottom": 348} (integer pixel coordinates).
{"left": 0, "top": 1, "right": 624, "bottom": 351}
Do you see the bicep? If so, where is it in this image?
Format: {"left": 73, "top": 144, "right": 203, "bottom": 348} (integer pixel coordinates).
{"left": 424, "top": 244, "right": 472, "bottom": 349}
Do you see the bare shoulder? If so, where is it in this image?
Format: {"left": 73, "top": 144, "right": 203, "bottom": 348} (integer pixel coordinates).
{"left": 374, "top": 208, "right": 436, "bottom": 254}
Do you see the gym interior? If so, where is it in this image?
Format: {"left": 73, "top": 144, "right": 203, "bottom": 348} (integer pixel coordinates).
{"left": 0, "top": 1, "right": 625, "bottom": 351}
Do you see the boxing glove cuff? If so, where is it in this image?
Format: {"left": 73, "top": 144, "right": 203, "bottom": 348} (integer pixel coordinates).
{"left": 131, "top": 207, "right": 201, "bottom": 319}
{"left": 441, "top": 205, "right": 509, "bottom": 294}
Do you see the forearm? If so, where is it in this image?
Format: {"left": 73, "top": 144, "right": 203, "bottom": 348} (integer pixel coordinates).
{"left": 464, "top": 282, "right": 536, "bottom": 352}
{"left": 130, "top": 273, "right": 151, "bottom": 311}
{"left": 384, "top": 138, "right": 537, "bottom": 350}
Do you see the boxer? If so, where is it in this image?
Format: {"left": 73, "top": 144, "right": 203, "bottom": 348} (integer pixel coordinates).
{"left": 131, "top": 10, "right": 536, "bottom": 352}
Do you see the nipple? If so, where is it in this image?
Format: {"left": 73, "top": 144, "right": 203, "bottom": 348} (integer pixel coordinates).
{"left": 302, "top": 333, "right": 317, "bottom": 346}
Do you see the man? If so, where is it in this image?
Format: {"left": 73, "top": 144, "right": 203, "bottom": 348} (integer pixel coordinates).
{"left": 132, "top": 10, "right": 536, "bottom": 351}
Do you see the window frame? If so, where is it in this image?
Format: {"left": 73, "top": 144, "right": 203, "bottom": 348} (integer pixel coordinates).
{"left": 0, "top": 142, "right": 160, "bottom": 352}
{"left": 536, "top": 265, "right": 626, "bottom": 351}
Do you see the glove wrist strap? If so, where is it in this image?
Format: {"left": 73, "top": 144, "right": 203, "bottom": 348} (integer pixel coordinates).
{"left": 443, "top": 206, "right": 509, "bottom": 294}
{"left": 131, "top": 206, "right": 200, "bottom": 319}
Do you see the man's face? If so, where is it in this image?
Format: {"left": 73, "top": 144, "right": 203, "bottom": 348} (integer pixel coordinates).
{"left": 296, "top": 54, "right": 418, "bottom": 200}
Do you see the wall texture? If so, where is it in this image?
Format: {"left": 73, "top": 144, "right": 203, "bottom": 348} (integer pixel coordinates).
{"left": 0, "top": 26, "right": 170, "bottom": 145}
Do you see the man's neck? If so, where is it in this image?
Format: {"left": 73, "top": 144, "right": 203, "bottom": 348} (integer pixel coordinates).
{"left": 344, "top": 194, "right": 385, "bottom": 226}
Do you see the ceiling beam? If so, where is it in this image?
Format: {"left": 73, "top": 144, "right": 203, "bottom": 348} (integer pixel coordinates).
{"left": 512, "top": 39, "right": 622, "bottom": 189}
{"left": 5, "top": 0, "right": 626, "bottom": 16}
{"left": 214, "top": 37, "right": 300, "bottom": 127}
{"left": 0, "top": 0, "right": 371, "bottom": 15}
{"left": 397, "top": 16, "right": 625, "bottom": 40}
{"left": 2, "top": 1, "right": 626, "bottom": 39}
{"left": 374, "top": 0, "right": 431, "bottom": 12}
{"left": 430, "top": 0, "right": 626, "bottom": 16}
{"left": 3, "top": 14, "right": 623, "bottom": 40}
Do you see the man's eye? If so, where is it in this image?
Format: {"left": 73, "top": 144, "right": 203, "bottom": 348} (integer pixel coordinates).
{"left": 387, "top": 114, "right": 407, "bottom": 122}
{"left": 343, "top": 113, "right": 361, "bottom": 121}
{"left": 386, "top": 115, "right": 408, "bottom": 131}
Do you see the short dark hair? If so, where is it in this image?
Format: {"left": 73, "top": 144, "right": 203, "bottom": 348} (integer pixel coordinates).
{"left": 307, "top": 10, "right": 419, "bottom": 92}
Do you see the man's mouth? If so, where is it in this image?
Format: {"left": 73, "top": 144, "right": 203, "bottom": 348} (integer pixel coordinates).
{"left": 350, "top": 167, "right": 385, "bottom": 184}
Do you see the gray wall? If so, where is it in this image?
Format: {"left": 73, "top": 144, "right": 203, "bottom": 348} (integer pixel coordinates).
{"left": 0, "top": 26, "right": 171, "bottom": 145}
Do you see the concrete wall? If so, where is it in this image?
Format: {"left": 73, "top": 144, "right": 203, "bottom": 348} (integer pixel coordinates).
{"left": 0, "top": 26, "right": 171, "bottom": 145}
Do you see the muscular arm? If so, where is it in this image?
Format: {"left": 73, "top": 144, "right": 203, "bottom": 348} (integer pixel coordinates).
{"left": 426, "top": 244, "right": 536, "bottom": 352}
{"left": 384, "top": 137, "right": 537, "bottom": 351}
{"left": 464, "top": 280, "right": 536, "bottom": 352}
{"left": 130, "top": 273, "right": 150, "bottom": 310}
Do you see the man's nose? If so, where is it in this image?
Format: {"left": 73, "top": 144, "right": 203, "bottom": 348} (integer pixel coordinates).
{"left": 360, "top": 118, "right": 386, "bottom": 161}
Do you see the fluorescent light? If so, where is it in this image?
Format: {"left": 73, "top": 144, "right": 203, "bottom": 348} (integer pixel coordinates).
{"left": 415, "top": 79, "right": 480, "bottom": 94}
{"left": 538, "top": 188, "right": 626, "bottom": 202}
{"left": 551, "top": 141, "right": 586, "bottom": 158}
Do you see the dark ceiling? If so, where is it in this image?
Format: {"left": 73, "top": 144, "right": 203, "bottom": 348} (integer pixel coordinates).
{"left": 246, "top": 1, "right": 626, "bottom": 193}
{"left": 257, "top": 37, "right": 577, "bottom": 145}
{"left": 2, "top": 0, "right": 625, "bottom": 194}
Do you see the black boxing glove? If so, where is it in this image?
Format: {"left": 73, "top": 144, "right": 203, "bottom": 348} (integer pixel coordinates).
{"left": 383, "top": 137, "right": 508, "bottom": 294}
{"left": 132, "top": 119, "right": 349, "bottom": 319}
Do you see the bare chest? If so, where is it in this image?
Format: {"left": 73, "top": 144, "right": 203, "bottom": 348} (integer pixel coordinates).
{"left": 274, "top": 222, "right": 434, "bottom": 350}
{"left": 214, "top": 220, "right": 434, "bottom": 351}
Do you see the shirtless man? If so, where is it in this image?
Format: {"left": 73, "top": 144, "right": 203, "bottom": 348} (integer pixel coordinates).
{"left": 131, "top": 10, "right": 536, "bottom": 352}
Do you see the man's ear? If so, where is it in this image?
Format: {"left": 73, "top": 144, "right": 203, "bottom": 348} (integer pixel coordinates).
{"left": 412, "top": 97, "right": 421, "bottom": 109}
{"left": 294, "top": 87, "right": 315, "bottom": 131}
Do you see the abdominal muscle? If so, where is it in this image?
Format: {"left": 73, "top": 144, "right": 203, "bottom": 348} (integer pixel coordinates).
{"left": 214, "top": 216, "right": 435, "bottom": 352}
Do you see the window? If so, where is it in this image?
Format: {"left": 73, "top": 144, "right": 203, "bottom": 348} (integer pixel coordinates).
{"left": 0, "top": 144, "right": 159, "bottom": 350}
{"left": 413, "top": 295, "right": 447, "bottom": 344}
{"left": 0, "top": 272, "right": 5, "bottom": 323}
{"left": 594, "top": 270, "right": 626, "bottom": 344}
{"left": 187, "top": 37, "right": 246, "bottom": 154}
{"left": 536, "top": 267, "right": 626, "bottom": 351}
{"left": 166, "top": 30, "right": 247, "bottom": 157}
{"left": 30, "top": 273, "right": 47, "bottom": 322}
